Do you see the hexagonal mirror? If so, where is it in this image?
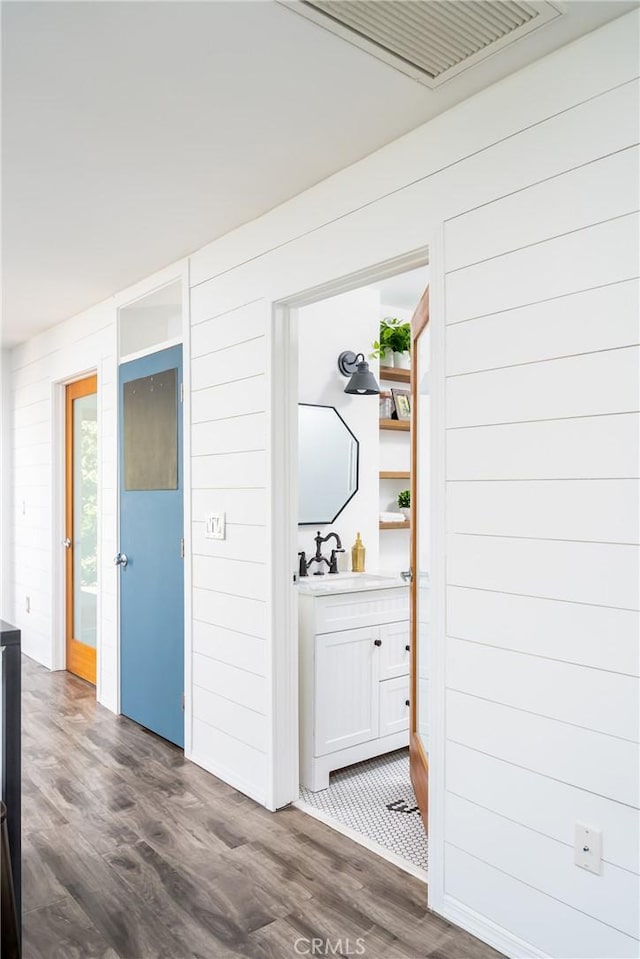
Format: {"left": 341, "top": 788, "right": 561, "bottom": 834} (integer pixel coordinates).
{"left": 298, "top": 403, "right": 359, "bottom": 525}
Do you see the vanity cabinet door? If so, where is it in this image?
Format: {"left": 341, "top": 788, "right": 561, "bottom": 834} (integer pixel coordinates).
{"left": 379, "top": 676, "right": 410, "bottom": 737}
{"left": 314, "top": 627, "right": 379, "bottom": 756}
{"left": 378, "top": 621, "right": 410, "bottom": 681}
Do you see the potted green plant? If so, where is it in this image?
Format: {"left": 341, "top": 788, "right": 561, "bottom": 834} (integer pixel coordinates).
{"left": 398, "top": 489, "right": 410, "bottom": 522}
{"left": 389, "top": 322, "right": 411, "bottom": 370}
{"left": 370, "top": 318, "right": 397, "bottom": 366}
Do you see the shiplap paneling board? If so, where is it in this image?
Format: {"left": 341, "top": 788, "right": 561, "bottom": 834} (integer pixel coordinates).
{"left": 446, "top": 278, "right": 640, "bottom": 376}
{"left": 12, "top": 465, "right": 53, "bottom": 489}
{"left": 447, "top": 637, "right": 639, "bottom": 742}
{"left": 192, "top": 554, "right": 267, "bottom": 602}
{"left": 192, "top": 651, "right": 267, "bottom": 714}
{"left": 447, "top": 690, "right": 640, "bottom": 807}
{"left": 191, "top": 412, "right": 266, "bottom": 457}
{"left": 447, "top": 479, "right": 639, "bottom": 544}
{"left": 192, "top": 521, "right": 267, "bottom": 563}
{"left": 447, "top": 413, "right": 640, "bottom": 481}
{"left": 191, "top": 375, "right": 266, "bottom": 424}
{"left": 445, "top": 846, "right": 640, "bottom": 959}
{"left": 190, "top": 297, "right": 265, "bottom": 342}
{"left": 13, "top": 443, "right": 50, "bottom": 469}
{"left": 446, "top": 586, "right": 640, "bottom": 677}
{"left": 448, "top": 534, "right": 639, "bottom": 610}
{"left": 191, "top": 488, "right": 266, "bottom": 526}
{"left": 192, "top": 588, "right": 267, "bottom": 639}
{"left": 11, "top": 420, "right": 50, "bottom": 447}
{"left": 445, "top": 145, "right": 640, "bottom": 272}
{"left": 191, "top": 450, "right": 267, "bottom": 489}
{"left": 192, "top": 620, "right": 267, "bottom": 676}
{"left": 446, "top": 793, "right": 640, "bottom": 939}
{"left": 191, "top": 717, "right": 267, "bottom": 802}
{"left": 447, "top": 741, "right": 640, "bottom": 874}
{"left": 445, "top": 213, "right": 640, "bottom": 324}
{"left": 190, "top": 336, "right": 265, "bottom": 391}
{"left": 11, "top": 379, "right": 52, "bottom": 410}
{"left": 192, "top": 685, "right": 267, "bottom": 753}
{"left": 12, "top": 400, "right": 48, "bottom": 430}
{"left": 447, "top": 345, "right": 639, "bottom": 429}
{"left": 13, "top": 527, "right": 51, "bottom": 552}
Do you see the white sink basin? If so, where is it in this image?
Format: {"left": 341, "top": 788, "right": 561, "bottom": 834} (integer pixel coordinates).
{"left": 297, "top": 572, "right": 404, "bottom": 594}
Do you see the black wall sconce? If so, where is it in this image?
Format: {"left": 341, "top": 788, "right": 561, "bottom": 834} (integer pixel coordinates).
{"left": 338, "top": 351, "right": 380, "bottom": 395}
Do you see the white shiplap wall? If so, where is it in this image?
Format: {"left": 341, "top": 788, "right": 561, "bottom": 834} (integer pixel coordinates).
{"left": 7, "top": 302, "right": 120, "bottom": 711}
{"left": 441, "top": 147, "right": 640, "bottom": 956}
{"left": 186, "top": 12, "right": 640, "bottom": 957}
{"left": 188, "top": 295, "right": 271, "bottom": 801}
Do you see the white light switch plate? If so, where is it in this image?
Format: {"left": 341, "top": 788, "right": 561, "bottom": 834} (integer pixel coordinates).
{"left": 574, "top": 823, "right": 602, "bottom": 874}
{"left": 205, "top": 513, "right": 226, "bottom": 540}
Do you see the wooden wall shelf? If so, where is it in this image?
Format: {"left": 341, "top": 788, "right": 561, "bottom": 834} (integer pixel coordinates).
{"left": 380, "top": 366, "right": 410, "bottom": 383}
{"left": 379, "top": 521, "right": 410, "bottom": 530}
{"left": 379, "top": 418, "right": 410, "bottom": 432}
{"left": 380, "top": 470, "right": 410, "bottom": 480}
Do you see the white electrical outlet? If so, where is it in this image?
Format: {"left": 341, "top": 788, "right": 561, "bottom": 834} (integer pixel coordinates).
{"left": 574, "top": 823, "right": 602, "bottom": 875}
{"left": 205, "top": 513, "right": 226, "bottom": 540}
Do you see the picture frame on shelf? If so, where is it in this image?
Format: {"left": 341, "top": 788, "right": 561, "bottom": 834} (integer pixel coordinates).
{"left": 391, "top": 388, "right": 411, "bottom": 421}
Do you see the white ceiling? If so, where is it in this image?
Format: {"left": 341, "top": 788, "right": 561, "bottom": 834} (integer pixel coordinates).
{"left": 1, "top": 0, "right": 635, "bottom": 346}
{"left": 377, "top": 267, "right": 430, "bottom": 312}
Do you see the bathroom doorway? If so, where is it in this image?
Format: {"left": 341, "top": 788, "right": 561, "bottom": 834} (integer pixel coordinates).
{"left": 289, "top": 259, "right": 431, "bottom": 880}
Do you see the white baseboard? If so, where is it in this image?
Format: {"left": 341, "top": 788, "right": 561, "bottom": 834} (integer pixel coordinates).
{"left": 441, "top": 895, "right": 548, "bottom": 959}
{"left": 294, "top": 798, "right": 429, "bottom": 885}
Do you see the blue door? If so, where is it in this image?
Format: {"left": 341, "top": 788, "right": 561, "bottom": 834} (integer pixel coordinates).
{"left": 118, "top": 345, "right": 184, "bottom": 747}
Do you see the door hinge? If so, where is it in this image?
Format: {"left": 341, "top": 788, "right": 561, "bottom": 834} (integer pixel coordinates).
{"left": 180, "top": 381, "right": 184, "bottom": 403}
{"left": 181, "top": 692, "right": 185, "bottom": 711}
{"left": 180, "top": 537, "right": 185, "bottom": 559}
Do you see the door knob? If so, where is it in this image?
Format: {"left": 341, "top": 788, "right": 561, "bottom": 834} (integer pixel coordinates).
{"left": 63, "top": 538, "right": 71, "bottom": 549}
{"left": 114, "top": 552, "right": 128, "bottom": 568}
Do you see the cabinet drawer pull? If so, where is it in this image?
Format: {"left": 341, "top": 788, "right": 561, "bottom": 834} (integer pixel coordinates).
{"left": 405, "top": 644, "right": 410, "bottom": 652}
{"left": 405, "top": 699, "right": 410, "bottom": 707}
{"left": 374, "top": 638, "right": 382, "bottom": 647}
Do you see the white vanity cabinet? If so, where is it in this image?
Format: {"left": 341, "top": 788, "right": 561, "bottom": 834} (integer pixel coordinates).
{"left": 299, "top": 580, "right": 410, "bottom": 791}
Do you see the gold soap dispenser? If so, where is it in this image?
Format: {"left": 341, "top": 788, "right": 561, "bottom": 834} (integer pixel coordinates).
{"left": 351, "top": 532, "right": 366, "bottom": 573}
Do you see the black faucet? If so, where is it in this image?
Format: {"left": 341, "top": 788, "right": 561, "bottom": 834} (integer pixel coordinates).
{"left": 299, "top": 531, "right": 344, "bottom": 576}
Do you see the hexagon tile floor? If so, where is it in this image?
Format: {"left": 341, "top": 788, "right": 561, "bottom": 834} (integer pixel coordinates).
{"left": 299, "top": 748, "right": 428, "bottom": 871}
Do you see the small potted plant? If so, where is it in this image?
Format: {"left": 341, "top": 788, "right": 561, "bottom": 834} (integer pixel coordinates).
{"left": 389, "top": 322, "right": 411, "bottom": 369}
{"left": 398, "top": 489, "right": 410, "bottom": 522}
{"left": 370, "top": 318, "right": 397, "bottom": 366}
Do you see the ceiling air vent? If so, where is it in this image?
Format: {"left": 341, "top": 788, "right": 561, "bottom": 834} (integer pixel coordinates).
{"left": 283, "top": 1, "right": 563, "bottom": 87}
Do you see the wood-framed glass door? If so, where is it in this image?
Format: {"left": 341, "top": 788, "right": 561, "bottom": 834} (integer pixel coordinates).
{"left": 65, "top": 375, "right": 98, "bottom": 684}
{"left": 410, "top": 287, "right": 430, "bottom": 829}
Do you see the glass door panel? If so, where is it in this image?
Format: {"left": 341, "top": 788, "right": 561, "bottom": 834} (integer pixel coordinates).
{"left": 66, "top": 376, "right": 98, "bottom": 684}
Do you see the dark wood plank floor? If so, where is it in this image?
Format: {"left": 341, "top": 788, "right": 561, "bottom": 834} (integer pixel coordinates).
{"left": 21, "top": 656, "right": 504, "bottom": 959}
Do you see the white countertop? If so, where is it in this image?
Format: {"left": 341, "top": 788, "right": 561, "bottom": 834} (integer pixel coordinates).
{"left": 297, "top": 571, "right": 408, "bottom": 596}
